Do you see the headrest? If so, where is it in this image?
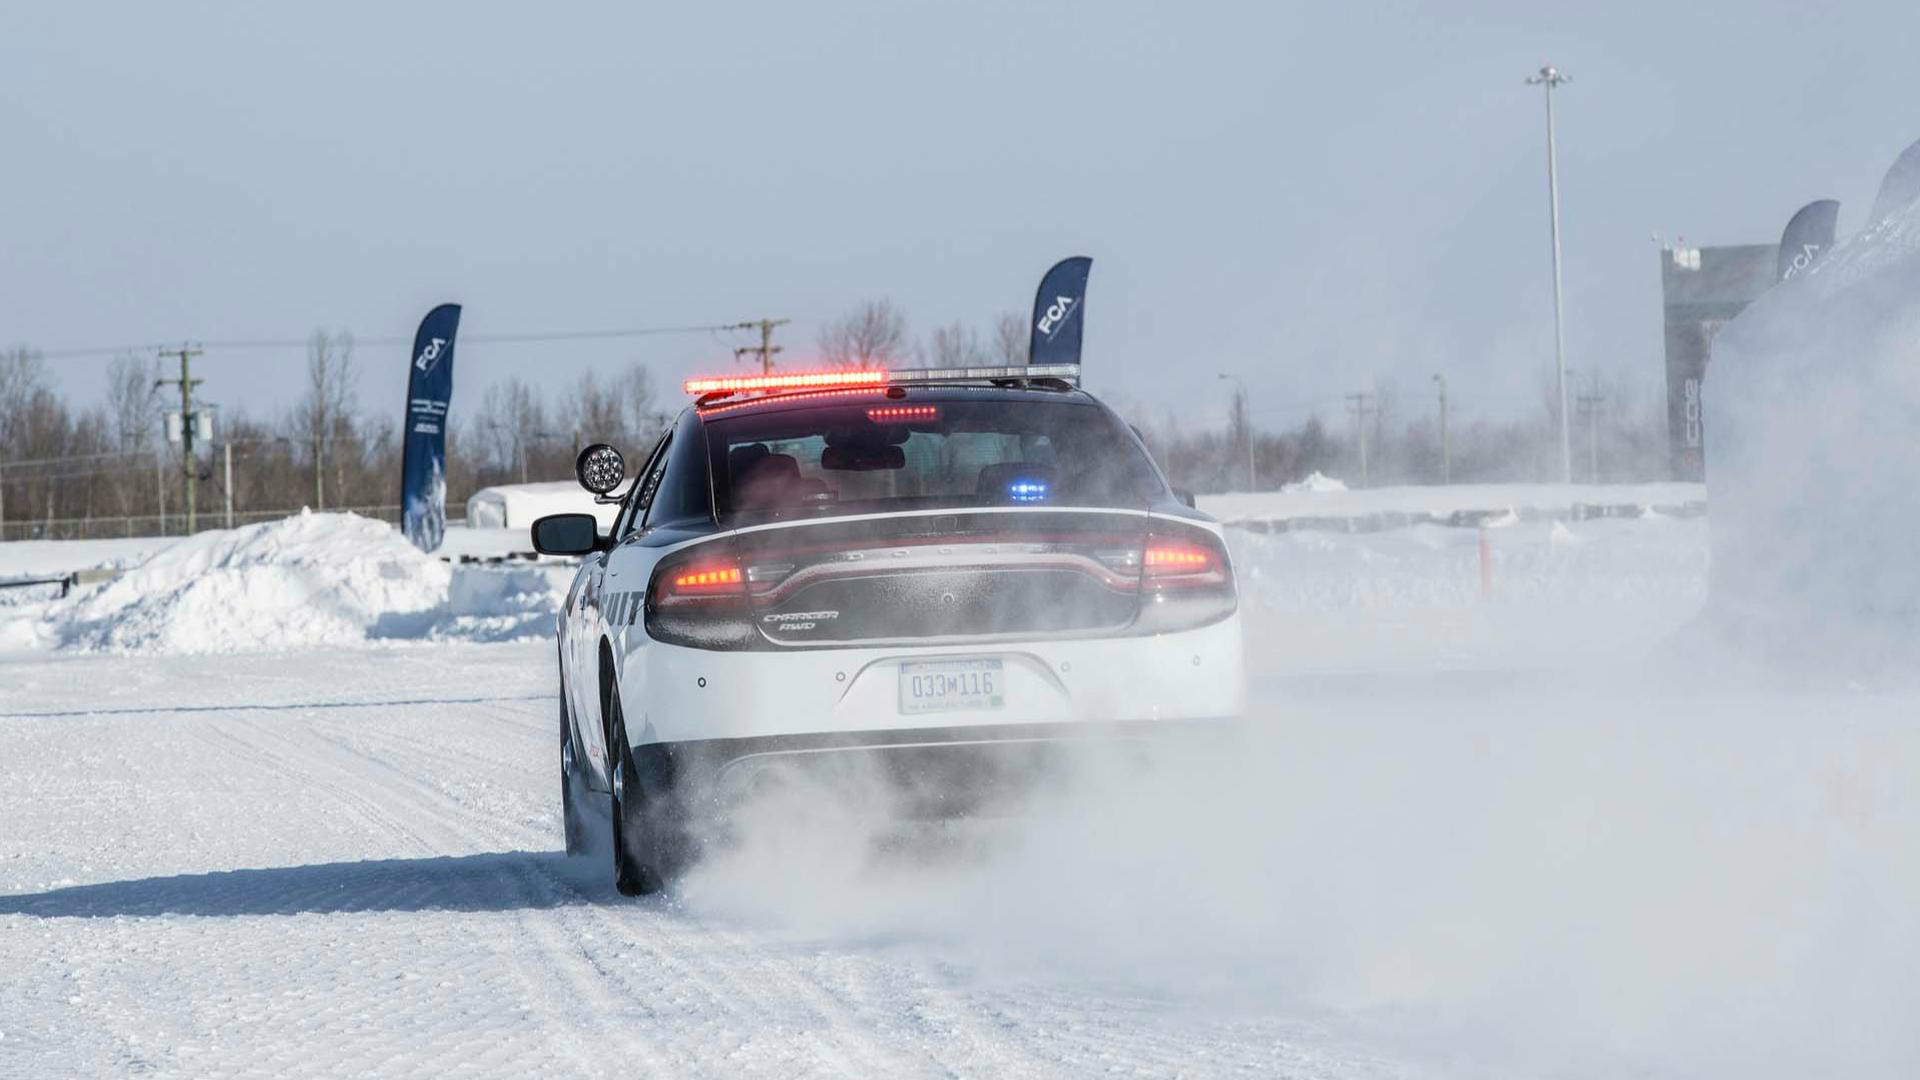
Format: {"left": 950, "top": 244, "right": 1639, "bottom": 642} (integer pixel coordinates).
{"left": 738, "top": 452, "right": 801, "bottom": 484}
{"left": 728, "top": 443, "right": 771, "bottom": 473}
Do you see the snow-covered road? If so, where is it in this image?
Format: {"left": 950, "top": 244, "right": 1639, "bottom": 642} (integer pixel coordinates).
{"left": 6, "top": 639, "right": 1918, "bottom": 1079}
{"left": 0, "top": 645, "right": 1410, "bottom": 1079}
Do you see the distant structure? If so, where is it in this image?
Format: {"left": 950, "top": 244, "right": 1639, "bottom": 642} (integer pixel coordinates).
{"left": 1658, "top": 242, "right": 1777, "bottom": 480}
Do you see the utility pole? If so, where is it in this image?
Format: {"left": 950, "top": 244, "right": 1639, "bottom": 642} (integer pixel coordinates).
{"left": 223, "top": 441, "right": 235, "bottom": 529}
{"left": 1577, "top": 373, "right": 1605, "bottom": 483}
{"left": 1527, "top": 64, "right": 1573, "bottom": 484}
{"left": 1345, "top": 391, "right": 1376, "bottom": 488}
{"left": 155, "top": 345, "right": 205, "bottom": 534}
{"left": 1432, "top": 373, "right": 1450, "bottom": 485}
{"left": 1216, "top": 373, "right": 1255, "bottom": 491}
{"left": 733, "top": 318, "right": 790, "bottom": 374}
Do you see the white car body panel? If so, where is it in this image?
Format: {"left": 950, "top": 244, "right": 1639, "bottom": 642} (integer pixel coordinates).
{"left": 557, "top": 505, "right": 1244, "bottom": 790}
{"left": 621, "top": 613, "right": 1245, "bottom": 748}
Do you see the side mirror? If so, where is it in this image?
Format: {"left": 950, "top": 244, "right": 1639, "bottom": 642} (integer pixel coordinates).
{"left": 531, "top": 513, "right": 605, "bottom": 556}
{"left": 1173, "top": 488, "right": 1197, "bottom": 509}
{"left": 575, "top": 443, "right": 625, "bottom": 495}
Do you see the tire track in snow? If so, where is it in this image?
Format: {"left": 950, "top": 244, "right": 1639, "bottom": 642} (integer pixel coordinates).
{"left": 276, "top": 703, "right": 922, "bottom": 1077}
{"left": 184, "top": 715, "right": 658, "bottom": 1078}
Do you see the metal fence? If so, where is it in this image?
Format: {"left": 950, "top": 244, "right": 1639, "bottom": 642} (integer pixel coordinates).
{"left": 0, "top": 505, "right": 403, "bottom": 543}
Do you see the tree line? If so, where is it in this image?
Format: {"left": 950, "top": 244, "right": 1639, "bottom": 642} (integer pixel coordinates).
{"left": 1, "top": 301, "right": 1669, "bottom": 540}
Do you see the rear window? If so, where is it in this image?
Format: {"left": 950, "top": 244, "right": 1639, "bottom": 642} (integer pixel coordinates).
{"left": 705, "top": 396, "right": 1164, "bottom": 522}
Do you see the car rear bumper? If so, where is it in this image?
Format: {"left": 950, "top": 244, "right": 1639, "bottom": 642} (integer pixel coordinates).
{"left": 647, "top": 715, "right": 1246, "bottom": 820}
{"left": 618, "top": 613, "right": 1245, "bottom": 747}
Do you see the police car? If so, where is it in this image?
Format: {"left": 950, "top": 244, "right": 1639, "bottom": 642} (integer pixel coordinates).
{"left": 532, "top": 364, "right": 1246, "bottom": 894}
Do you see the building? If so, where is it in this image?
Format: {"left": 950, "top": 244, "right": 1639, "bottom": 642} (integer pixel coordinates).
{"left": 1658, "top": 242, "right": 1777, "bottom": 480}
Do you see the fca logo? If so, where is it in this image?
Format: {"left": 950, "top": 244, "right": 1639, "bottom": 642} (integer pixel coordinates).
{"left": 1037, "top": 295, "right": 1077, "bottom": 337}
{"left": 415, "top": 338, "right": 448, "bottom": 373}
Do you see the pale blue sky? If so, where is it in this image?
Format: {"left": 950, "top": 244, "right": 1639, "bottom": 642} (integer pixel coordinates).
{"left": 5, "top": 1, "right": 1918, "bottom": 431}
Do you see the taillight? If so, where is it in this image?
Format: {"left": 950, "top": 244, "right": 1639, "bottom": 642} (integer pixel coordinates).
{"left": 669, "top": 564, "right": 744, "bottom": 593}
{"left": 1144, "top": 543, "right": 1214, "bottom": 576}
{"left": 646, "top": 547, "right": 755, "bottom": 649}
{"left": 1134, "top": 528, "right": 1235, "bottom": 633}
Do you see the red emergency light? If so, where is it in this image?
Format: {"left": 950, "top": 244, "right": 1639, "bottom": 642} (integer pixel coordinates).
{"left": 683, "top": 363, "right": 1082, "bottom": 399}
{"left": 866, "top": 405, "right": 940, "bottom": 421}
{"left": 684, "top": 370, "right": 888, "bottom": 395}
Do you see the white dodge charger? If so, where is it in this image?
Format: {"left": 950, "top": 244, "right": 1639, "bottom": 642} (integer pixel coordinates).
{"left": 532, "top": 364, "right": 1246, "bottom": 894}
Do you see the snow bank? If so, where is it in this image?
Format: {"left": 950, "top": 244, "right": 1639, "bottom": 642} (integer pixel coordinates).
{"left": 1281, "top": 470, "right": 1347, "bottom": 494}
{"left": 1200, "top": 480, "right": 1704, "bottom": 529}
{"left": 1709, "top": 186, "right": 1920, "bottom": 658}
{"left": 30, "top": 512, "right": 567, "bottom": 655}
{"left": 1, "top": 500, "right": 1711, "bottom": 667}
{"left": 1228, "top": 516, "right": 1709, "bottom": 671}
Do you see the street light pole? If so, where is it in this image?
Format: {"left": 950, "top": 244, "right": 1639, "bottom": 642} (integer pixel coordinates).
{"left": 1216, "top": 373, "right": 1254, "bottom": 492}
{"left": 1527, "top": 63, "right": 1573, "bottom": 484}
{"left": 1432, "top": 373, "right": 1450, "bottom": 485}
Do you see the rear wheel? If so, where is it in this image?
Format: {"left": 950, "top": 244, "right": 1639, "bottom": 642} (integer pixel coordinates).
{"left": 607, "top": 677, "right": 668, "bottom": 896}
{"left": 560, "top": 682, "right": 590, "bottom": 857}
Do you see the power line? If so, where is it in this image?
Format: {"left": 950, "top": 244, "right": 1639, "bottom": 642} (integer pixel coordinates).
{"left": 1345, "top": 391, "right": 1377, "bottom": 488}
{"left": 154, "top": 345, "right": 205, "bottom": 533}
{"left": 731, "top": 318, "right": 789, "bottom": 375}
{"left": 31, "top": 321, "right": 751, "bottom": 360}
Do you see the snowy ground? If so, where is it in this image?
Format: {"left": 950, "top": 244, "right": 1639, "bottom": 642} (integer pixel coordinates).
{"left": 2, "top": 511, "right": 1916, "bottom": 1078}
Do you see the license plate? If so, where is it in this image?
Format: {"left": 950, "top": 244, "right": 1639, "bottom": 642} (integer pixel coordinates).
{"left": 899, "top": 659, "right": 1005, "bottom": 715}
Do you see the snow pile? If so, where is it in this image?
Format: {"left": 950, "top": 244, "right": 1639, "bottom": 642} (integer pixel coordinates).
{"left": 1199, "top": 480, "right": 1704, "bottom": 528}
{"left": 51, "top": 512, "right": 452, "bottom": 653}
{"left": 35, "top": 512, "right": 570, "bottom": 655}
{"left": 1281, "top": 470, "right": 1347, "bottom": 494}
{"left": 374, "top": 561, "right": 570, "bottom": 644}
{"left": 1228, "top": 516, "right": 1710, "bottom": 671}
{"left": 1709, "top": 187, "right": 1920, "bottom": 659}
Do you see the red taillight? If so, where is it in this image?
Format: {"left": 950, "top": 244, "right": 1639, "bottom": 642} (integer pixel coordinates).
{"left": 1134, "top": 530, "right": 1235, "bottom": 633}
{"left": 1144, "top": 543, "right": 1213, "bottom": 576}
{"left": 670, "top": 565, "right": 743, "bottom": 593}
{"left": 648, "top": 549, "right": 754, "bottom": 649}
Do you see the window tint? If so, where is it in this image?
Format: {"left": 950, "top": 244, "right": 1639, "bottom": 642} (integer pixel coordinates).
{"left": 706, "top": 397, "right": 1164, "bottom": 522}
{"left": 615, "top": 433, "right": 671, "bottom": 538}
{"left": 643, "top": 419, "right": 713, "bottom": 529}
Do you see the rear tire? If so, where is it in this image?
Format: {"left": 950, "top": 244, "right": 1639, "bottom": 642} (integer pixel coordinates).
{"left": 607, "top": 678, "right": 668, "bottom": 896}
{"left": 560, "top": 682, "right": 590, "bottom": 857}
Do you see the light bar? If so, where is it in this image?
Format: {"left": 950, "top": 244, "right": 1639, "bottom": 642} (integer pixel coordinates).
{"left": 684, "top": 369, "right": 888, "bottom": 395}
{"left": 697, "top": 386, "right": 889, "bottom": 415}
{"left": 683, "top": 364, "right": 1080, "bottom": 397}
{"left": 887, "top": 364, "right": 1079, "bottom": 384}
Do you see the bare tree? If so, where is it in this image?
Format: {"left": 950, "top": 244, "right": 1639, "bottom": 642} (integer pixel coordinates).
{"left": 819, "top": 299, "right": 910, "bottom": 368}
{"left": 105, "top": 353, "right": 158, "bottom": 452}
{"left": 476, "top": 378, "right": 548, "bottom": 483}
{"left": 925, "top": 320, "right": 990, "bottom": 367}
{"left": 615, "top": 362, "right": 664, "bottom": 449}
{"left": 570, "top": 371, "right": 623, "bottom": 451}
{"left": 925, "top": 322, "right": 990, "bottom": 368}
{"left": 0, "top": 346, "right": 48, "bottom": 452}
{"left": 991, "top": 312, "right": 1029, "bottom": 366}
{"left": 102, "top": 353, "right": 160, "bottom": 516}
{"left": 299, "top": 330, "right": 357, "bottom": 508}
